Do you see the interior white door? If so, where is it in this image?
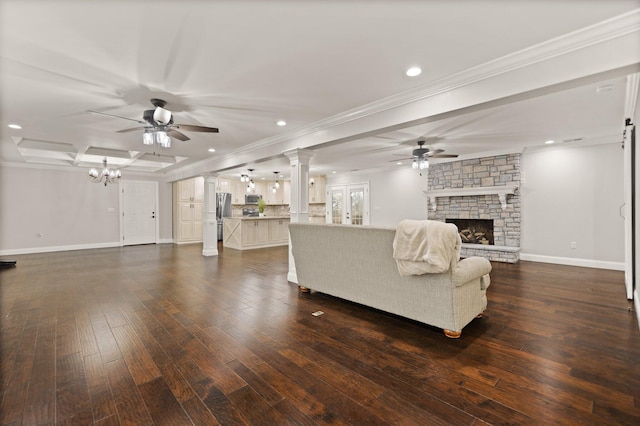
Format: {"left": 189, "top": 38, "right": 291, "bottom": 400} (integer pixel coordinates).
{"left": 328, "top": 183, "right": 369, "bottom": 225}
{"left": 122, "top": 181, "right": 157, "bottom": 245}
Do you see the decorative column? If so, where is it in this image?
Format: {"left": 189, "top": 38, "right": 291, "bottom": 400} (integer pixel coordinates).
{"left": 202, "top": 173, "right": 219, "bottom": 256}
{"left": 284, "top": 148, "right": 315, "bottom": 283}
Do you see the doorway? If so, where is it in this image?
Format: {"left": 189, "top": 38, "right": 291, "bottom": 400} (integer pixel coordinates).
{"left": 121, "top": 181, "right": 158, "bottom": 245}
{"left": 327, "top": 183, "right": 370, "bottom": 225}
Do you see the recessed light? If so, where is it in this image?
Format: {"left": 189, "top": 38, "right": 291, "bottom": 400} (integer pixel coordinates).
{"left": 277, "top": 120, "right": 287, "bottom": 126}
{"left": 545, "top": 140, "right": 555, "bottom": 145}
{"left": 8, "top": 124, "right": 22, "bottom": 129}
{"left": 331, "top": 171, "right": 336, "bottom": 174}
{"left": 406, "top": 67, "right": 422, "bottom": 77}
{"left": 208, "top": 148, "right": 216, "bottom": 153}
{"left": 396, "top": 162, "right": 403, "bottom": 165}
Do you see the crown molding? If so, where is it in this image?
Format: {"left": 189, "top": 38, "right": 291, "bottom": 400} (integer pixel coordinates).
{"left": 165, "top": 9, "right": 640, "bottom": 181}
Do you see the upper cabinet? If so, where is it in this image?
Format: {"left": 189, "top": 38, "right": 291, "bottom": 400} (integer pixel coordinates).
{"left": 216, "top": 177, "right": 231, "bottom": 193}
{"left": 309, "top": 175, "right": 326, "bottom": 204}
{"left": 177, "top": 177, "right": 204, "bottom": 203}
{"left": 265, "top": 180, "right": 285, "bottom": 205}
{"left": 231, "top": 180, "right": 247, "bottom": 204}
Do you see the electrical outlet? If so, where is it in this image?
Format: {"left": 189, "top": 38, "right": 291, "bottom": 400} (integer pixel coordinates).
{"left": 570, "top": 242, "right": 577, "bottom": 249}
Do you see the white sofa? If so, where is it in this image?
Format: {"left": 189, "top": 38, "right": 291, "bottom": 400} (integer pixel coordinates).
{"left": 288, "top": 222, "right": 492, "bottom": 338}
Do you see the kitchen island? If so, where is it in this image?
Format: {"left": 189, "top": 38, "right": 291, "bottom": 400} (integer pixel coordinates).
{"left": 223, "top": 216, "right": 290, "bottom": 250}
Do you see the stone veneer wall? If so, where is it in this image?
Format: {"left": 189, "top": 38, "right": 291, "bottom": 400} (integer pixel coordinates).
{"left": 427, "top": 153, "right": 521, "bottom": 262}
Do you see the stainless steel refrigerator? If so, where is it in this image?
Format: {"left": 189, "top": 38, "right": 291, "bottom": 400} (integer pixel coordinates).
{"left": 216, "top": 193, "right": 232, "bottom": 241}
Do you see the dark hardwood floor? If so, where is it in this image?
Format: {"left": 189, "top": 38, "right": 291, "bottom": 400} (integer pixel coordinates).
{"left": 1, "top": 243, "right": 639, "bottom": 425}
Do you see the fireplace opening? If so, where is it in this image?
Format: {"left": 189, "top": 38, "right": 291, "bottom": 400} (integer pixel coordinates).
{"left": 446, "top": 219, "right": 494, "bottom": 245}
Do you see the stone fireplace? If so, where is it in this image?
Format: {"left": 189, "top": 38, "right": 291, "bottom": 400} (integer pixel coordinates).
{"left": 426, "top": 153, "right": 521, "bottom": 263}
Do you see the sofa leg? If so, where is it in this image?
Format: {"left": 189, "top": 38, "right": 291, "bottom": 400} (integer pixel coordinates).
{"left": 299, "top": 286, "right": 311, "bottom": 293}
{"left": 443, "top": 329, "right": 462, "bottom": 339}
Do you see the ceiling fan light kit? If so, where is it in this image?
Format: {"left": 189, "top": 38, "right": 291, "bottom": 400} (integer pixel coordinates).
{"left": 152, "top": 106, "right": 172, "bottom": 125}
{"left": 393, "top": 139, "right": 458, "bottom": 175}
{"left": 92, "top": 98, "right": 219, "bottom": 150}
{"left": 412, "top": 157, "right": 429, "bottom": 170}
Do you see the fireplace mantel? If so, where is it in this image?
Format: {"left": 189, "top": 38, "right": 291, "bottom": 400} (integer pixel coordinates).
{"left": 424, "top": 185, "right": 518, "bottom": 211}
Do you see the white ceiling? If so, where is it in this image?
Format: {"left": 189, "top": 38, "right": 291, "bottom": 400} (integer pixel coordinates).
{"left": 1, "top": 1, "right": 639, "bottom": 181}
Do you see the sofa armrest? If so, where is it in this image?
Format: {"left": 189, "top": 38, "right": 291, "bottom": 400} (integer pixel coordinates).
{"left": 451, "top": 257, "right": 492, "bottom": 287}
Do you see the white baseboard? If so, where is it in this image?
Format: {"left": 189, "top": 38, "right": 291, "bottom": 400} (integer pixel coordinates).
{"left": 635, "top": 289, "right": 640, "bottom": 331}
{"left": 0, "top": 241, "right": 122, "bottom": 256}
{"left": 519, "top": 253, "right": 624, "bottom": 271}
{"left": 0, "top": 239, "right": 178, "bottom": 256}
{"left": 202, "top": 248, "right": 219, "bottom": 256}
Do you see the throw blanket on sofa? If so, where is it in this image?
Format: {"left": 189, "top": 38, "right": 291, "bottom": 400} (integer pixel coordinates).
{"left": 392, "top": 220, "right": 461, "bottom": 276}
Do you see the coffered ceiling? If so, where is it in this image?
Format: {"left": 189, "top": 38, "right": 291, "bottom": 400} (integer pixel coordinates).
{"left": 1, "top": 1, "right": 639, "bottom": 181}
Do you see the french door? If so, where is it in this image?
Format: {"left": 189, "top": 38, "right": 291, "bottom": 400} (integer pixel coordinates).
{"left": 121, "top": 181, "right": 158, "bottom": 245}
{"left": 327, "top": 183, "right": 369, "bottom": 225}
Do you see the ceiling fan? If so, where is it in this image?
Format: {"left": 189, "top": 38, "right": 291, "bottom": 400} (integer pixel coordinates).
{"left": 88, "top": 98, "right": 219, "bottom": 143}
{"left": 391, "top": 140, "right": 458, "bottom": 170}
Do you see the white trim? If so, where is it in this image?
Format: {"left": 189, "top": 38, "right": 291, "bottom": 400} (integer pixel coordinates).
{"left": 520, "top": 253, "right": 624, "bottom": 271}
{"left": 461, "top": 244, "right": 520, "bottom": 253}
{"left": 634, "top": 288, "right": 640, "bottom": 330}
{"left": 0, "top": 242, "right": 122, "bottom": 256}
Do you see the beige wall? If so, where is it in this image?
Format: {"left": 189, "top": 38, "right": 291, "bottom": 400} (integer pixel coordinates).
{"left": 0, "top": 165, "right": 173, "bottom": 254}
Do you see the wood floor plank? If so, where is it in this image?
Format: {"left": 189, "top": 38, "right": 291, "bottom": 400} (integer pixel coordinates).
{"left": 56, "top": 352, "right": 93, "bottom": 425}
{"left": 84, "top": 352, "right": 118, "bottom": 423}
{"left": 181, "top": 396, "right": 222, "bottom": 425}
{"left": 90, "top": 313, "right": 122, "bottom": 364}
{"left": 137, "top": 377, "right": 193, "bottom": 426}
{"left": 110, "top": 324, "right": 161, "bottom": 385}
{"left": 21, "top": 317, "right": 56, "bottom": 426}
{"left": 105, "top": 358, "right": 153, "bottom": 426}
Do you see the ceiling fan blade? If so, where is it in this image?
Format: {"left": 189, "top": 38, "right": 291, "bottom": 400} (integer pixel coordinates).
{"left": 430, "top": 154, "right": 459, "bottom": 158}
{"left": 167, "top": 129, "right": 190, "bottom": 141}
{"left": 116, "top": 126, "right": 147, "bottom": 133}
{"left": 175, "top": 124, "right": 219, "bottom": 133}
{"left": 389, "top": 157, "right": 414, "bottom": 162}
{"left": 87, "top": 110, "right": 145, "bottom": 124}
{"left": 428, "top": 149, "right": 445, "bottom": 156}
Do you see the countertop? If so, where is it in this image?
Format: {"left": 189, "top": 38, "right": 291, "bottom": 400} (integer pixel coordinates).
{"left": 226, "top": 216, "right": 291, "bottom": 221}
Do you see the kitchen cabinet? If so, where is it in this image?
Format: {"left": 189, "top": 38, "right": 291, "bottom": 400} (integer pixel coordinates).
{"left": 242, "top": 219, "right": 269, "bottom": 246}
{"left": 177, "top": 176, "right": 204, "bottom": 203}
{"left": 251, "top": 181, "right": 268, "bottom": 198}
{"left": 216, "top": 177, "right": 231, "bottom": 193}
{"left": 173, "top": 177, "right": 204, "bottom": 243}
{"left": 263, "top": 180, "right": 291, "bottom": 205}
{"left": 265, "top": 182, "right": 283, "bottom": 205}
{"left": 223, "top": 217, "right": 290, "bottom": 250}
{"left": 231, "top": 179, "right": 291, "bottom": 205}
{"left": 231, "top": 180, "right": 247, "bottom": 204}
{"left": 268, "top": 218, "right": 290, "bottom": 243}
{"left": 309, "top": 175, "right": 326, "bottom": 204}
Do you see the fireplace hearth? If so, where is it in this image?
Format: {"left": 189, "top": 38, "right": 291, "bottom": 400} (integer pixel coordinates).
{"left": 446, "top": 219, "right": 494, "bottom": 245}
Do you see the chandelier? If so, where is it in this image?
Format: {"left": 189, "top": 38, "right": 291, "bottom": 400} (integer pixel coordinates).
{"left": 272, "top": 171, "right": 280, "bottom": 193}
{"left": 143, "top": 128, "right": 171, "bottom": 148}
{"left": 89, "top": 157, "right": 121, "bottom": 186}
